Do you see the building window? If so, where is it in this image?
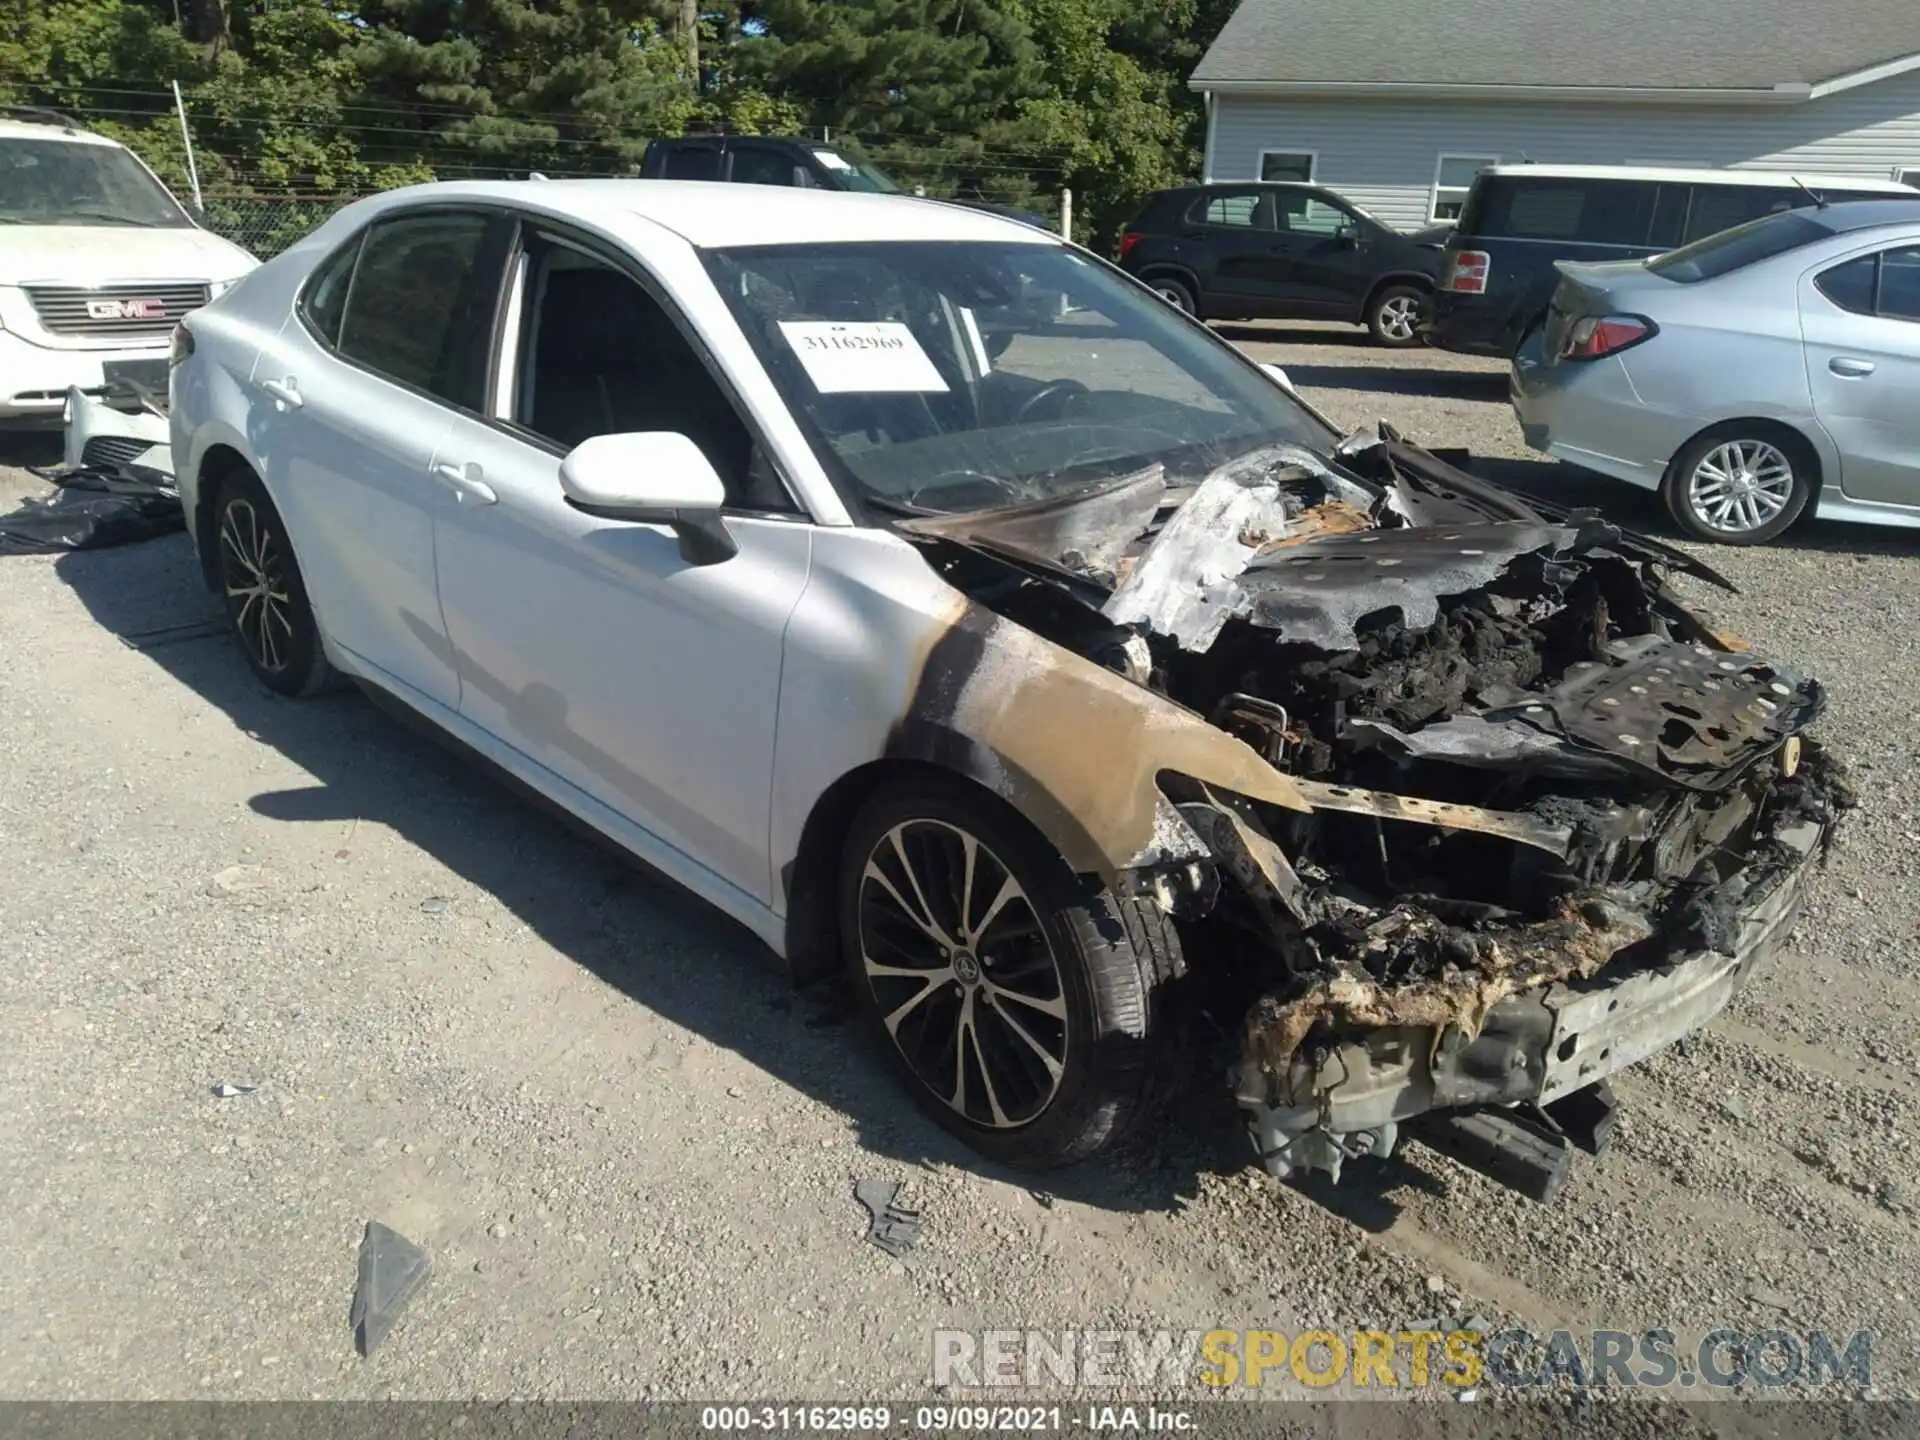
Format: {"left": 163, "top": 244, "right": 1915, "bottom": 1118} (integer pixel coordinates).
{"left": 1431, "top": 154, "right": 1498, "bottom": 221}
{"left": 1259, "top": 151, "right": 1315, "bottom": 183}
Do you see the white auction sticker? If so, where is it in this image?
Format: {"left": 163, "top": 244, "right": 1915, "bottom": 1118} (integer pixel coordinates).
{"left": 778, "top": 321, "right": 950, "bottom": 394}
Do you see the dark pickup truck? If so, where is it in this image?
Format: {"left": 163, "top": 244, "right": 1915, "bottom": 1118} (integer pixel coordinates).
{"left": 639, "top": 136, "right": 1050, "bottom": 231}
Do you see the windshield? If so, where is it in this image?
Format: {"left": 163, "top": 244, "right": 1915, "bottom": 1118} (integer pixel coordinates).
{"left": 0, "top": 138, "right": 190, "bottom": 227}
{"left": 705, "top": 240, "right": 1329, "bottom": 515}
{"left": 810, "top": 147, "right": 899, "bottom": 194}
{"left": 1647, "top": 209, "right": 1831, "bottom": 283}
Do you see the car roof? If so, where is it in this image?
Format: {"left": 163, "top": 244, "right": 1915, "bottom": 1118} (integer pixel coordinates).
{"left": 0, "top": 117, "right": 120, "bottom": 146}
{"left": 659, "top": 135, "right": 812, "bottom": 148}
{"left": 1482, "top": 163, "right": 1915, "bottom": 193}
{"left": 375, "top": 179, "right": 1059, "bottom": 249}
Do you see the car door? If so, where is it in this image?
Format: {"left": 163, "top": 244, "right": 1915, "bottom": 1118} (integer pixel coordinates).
{"left": 1185, "top": 189, "right": 1283, "bottom": 312}
{"left": 1267, "top": 188, "right": 1373, "bottom": 313}
{"left": 429, "top": 223, "right": 813, "bottom": 905}
{"left": 247, "top": 207, "right": 511, "bottom": 711}
{"left": 1801, "top": 240, "right": 1920, "bottom": 505}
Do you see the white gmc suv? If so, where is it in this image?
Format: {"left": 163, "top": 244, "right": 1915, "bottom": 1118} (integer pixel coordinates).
{"left": 0, "top": 112, "right": 256, "bottom": 424}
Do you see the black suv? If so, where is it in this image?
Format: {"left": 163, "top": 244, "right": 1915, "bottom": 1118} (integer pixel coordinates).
{"left": 639, "top": 136, "right": 1049, "bottom": 229}
{"left": 1431, "top": 165, "right": 1916, "bottom": 357}
{"left": 1116, "top": 183, "right": 1449, "bottom": 346}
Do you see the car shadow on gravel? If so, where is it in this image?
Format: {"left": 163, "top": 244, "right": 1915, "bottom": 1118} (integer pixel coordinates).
{"left": 0, "top": 431, "right": 61, "bottom": 468}
{"left": 1284, "top": 363, "right": 1511, "bottom": 402}
{"left": 51, "top": 535, "right": 1270, "bottom": 1221}
{"left": 1210, "top": 323, "right": 1375, "bottom": 349}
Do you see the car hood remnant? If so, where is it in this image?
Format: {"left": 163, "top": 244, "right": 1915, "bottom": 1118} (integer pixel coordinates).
{"left": 898, "top": 429, "right": 1854, "bottom": 1199}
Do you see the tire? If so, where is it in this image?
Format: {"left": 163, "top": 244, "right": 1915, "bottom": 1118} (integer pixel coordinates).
{"left": 1662, "top": 428, "right": 1814, "bottom": 546}
{"left": 211, "top": 467, "right": 339, "bottom": 696}
{"left": 1147, "top": 275, "right": 1197, "bottom": 316}
{"left": 1366, "top": 283, "right": 1427, "bottom": 348}
{"left": 838, "top": 776, "right": 1179, "bottom": 1170}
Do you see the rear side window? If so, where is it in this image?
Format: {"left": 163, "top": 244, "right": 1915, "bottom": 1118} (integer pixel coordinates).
{"left": 1815, "top": 254, "right": 1878, "bottom": 313}
{"left": 1647, "top": 210, "right": 1831, "bottom": 283}
{"left": 335, "top": 211, "right": 503, "bottom": 410}
{"left": 660, "top": 146, "right": 722, "bottom": 181}
{"left": 1647, "top": 184, "right": 1690, "bottom": 249}
{"left": 1882, "top": 245, "right": 1920, "bottom": 320}
{"left": 299, "top": 230, "right": 362, "bottom": 347}
{"left": 1195, "top": 193, "right": 1265, "bottom": 229}
{"left": 1684, "top": 184, "right": 1798, "bottom": 243}
{"left": 1815, "top": 245, "right": 1920, "bottom": 321}
{"left": 1462, "top": 177, "right": 1655, "bottom": 246}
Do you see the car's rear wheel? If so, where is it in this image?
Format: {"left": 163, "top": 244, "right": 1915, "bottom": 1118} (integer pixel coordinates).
{"left": 1148, "top": 276, "right": 1197, "bottom": 315}
{"left": 838, "top": 778, "right": 1177, "bottom": 1170}
{"left": 1663, "top": 429, "right": 1813, "bottom": 546}
{"left": 1366, "top": 284, "right": 1427, "bottom": 347}
{"left": 213, "top": 469, "right": 338, "bottom": 696}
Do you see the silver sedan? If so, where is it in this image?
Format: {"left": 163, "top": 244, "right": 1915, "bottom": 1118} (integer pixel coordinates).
{"left": 1511, "top": 199, "right": 1920, "bottom": 545}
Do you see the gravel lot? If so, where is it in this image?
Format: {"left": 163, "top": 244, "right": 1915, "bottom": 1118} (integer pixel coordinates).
{"left": 3, "top": 323, "right": 1919, "bottom": 1410}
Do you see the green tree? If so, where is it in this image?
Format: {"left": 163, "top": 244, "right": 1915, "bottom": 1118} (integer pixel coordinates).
{"left": 0, "top": 0, "right": 1244, "bottom": 257}
{"left": 736, "top": 0, "right": 1051, "bottom": 207}
{"left": 346, "top": 0, "right": 699, "bottom": 177}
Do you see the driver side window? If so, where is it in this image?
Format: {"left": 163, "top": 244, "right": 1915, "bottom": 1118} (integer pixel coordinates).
{"left": 1276, "top": 190, "right": 1353, "bottom": 237}
{"left": 512, "top": 240, "right": 794, "bottom": 512}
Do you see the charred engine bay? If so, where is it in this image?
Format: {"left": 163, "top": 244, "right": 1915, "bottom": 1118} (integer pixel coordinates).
{"left": 902, "top": 435, "right": 1855, "bottom": 1067}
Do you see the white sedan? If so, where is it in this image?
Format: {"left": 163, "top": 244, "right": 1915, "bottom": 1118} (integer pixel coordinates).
{"left": 170, "top": 181, "right": 1846, "bottom": 1194}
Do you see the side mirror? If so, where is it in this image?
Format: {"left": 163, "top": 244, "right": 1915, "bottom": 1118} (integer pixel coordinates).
{"left": 1261, "top": 362, "right": 1296, "bottom": 393}
{"left": 559, "top": 432, "right": 738, "bottom": 565}
{"left": 1336, "top": 225, "right": 1361, "bottom": 247}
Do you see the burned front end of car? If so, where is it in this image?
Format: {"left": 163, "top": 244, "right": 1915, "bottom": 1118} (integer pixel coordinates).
{"left": 898, "top": 427, "right": 1853, "bottom": 1201}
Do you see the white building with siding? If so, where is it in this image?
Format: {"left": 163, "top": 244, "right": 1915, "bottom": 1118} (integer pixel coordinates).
{"left": 1193, "top": 0, "right": 1920, "bottom": 231}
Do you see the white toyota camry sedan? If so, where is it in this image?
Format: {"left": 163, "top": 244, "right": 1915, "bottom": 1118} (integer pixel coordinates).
{"left": 170, "top": 180, "right": 1848, "bottom": 1196}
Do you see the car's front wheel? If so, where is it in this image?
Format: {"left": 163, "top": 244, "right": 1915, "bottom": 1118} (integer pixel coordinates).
{"left": 1663, "top": 429, "right": 1814, "bottom": 545}
{"left": 839, "top": 778, "right": 1177, "bottom": 1169}
{"left": 213, "top": 468, "right": 338, "bottom": 696}
{"left": 1366, "top": 284, "right": 1427, "bottom": 347}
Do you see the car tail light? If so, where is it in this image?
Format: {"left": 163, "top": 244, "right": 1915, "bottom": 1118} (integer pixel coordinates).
{"left": 168, "top": 323, "right": 195, "bottom": 368}
{"left": 1443, "top": 249, "right": 1491, "bottom": 294}
{"left": 1118, "top": 231, "right": 1144, "bottom": 260}
{"left": 1560, "top": 314, "right": 1656, "bottom": 361}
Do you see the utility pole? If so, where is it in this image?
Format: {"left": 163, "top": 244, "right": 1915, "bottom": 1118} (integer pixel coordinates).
{"left": 679, "top": 0, "right": 699, "bottom": 80}
{"left": 172, "top": 80, "right": 204, "bottom": 213}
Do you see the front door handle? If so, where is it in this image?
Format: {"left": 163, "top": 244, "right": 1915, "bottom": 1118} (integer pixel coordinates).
{"left": 1829, "top": 356, "right": 1877, "bottom": 377}
{"left": 433, "top": 461, "right": 498, "bottom": 506}
{"left": 260, "top": 376, "right": 303, "bottom": 410}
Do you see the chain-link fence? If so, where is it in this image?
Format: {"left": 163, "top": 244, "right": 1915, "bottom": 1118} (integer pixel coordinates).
{"left": 198, "top": 192, "right": 367, "bottom": 258}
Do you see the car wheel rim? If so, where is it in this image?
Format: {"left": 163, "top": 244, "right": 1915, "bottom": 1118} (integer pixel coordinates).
{"left": 857, "top": 819, "right": 1067, "bottom": 1129}
{"left": 1378, "top": 294, "right": 1418, "bottom": 341}
{"left": 1155, "top": 284, "right": 1189, "bottom": 311}
{"left": 218, "top": 498, "right": 295, "bottom": 673}
{"left": 1687, "top": 440, "right": 1795, "bottom": 534}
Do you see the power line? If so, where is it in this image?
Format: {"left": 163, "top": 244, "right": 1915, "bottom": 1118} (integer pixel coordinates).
{"left": 39, "top": 79, "right": 1084, "bottom": 163}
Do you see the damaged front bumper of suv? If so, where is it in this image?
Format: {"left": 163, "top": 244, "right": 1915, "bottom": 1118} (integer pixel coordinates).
{"left": 897, "top": 425, "right": 1854, "bottom": 1200}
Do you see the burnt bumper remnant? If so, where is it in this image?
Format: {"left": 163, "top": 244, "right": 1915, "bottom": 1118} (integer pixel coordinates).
{"left": 899, "top": 425, "right": 1854, "bottom": 1201}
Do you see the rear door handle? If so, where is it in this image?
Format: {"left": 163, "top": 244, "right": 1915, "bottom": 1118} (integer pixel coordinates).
{"left": 1829, "top": 356, "right": 1876, "bottom": 377}
{"left": 433, "top": 461, "right": 498, "bottom": 506}
{"left": 260, "top": 376, "right": 303, "bottom": 409}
